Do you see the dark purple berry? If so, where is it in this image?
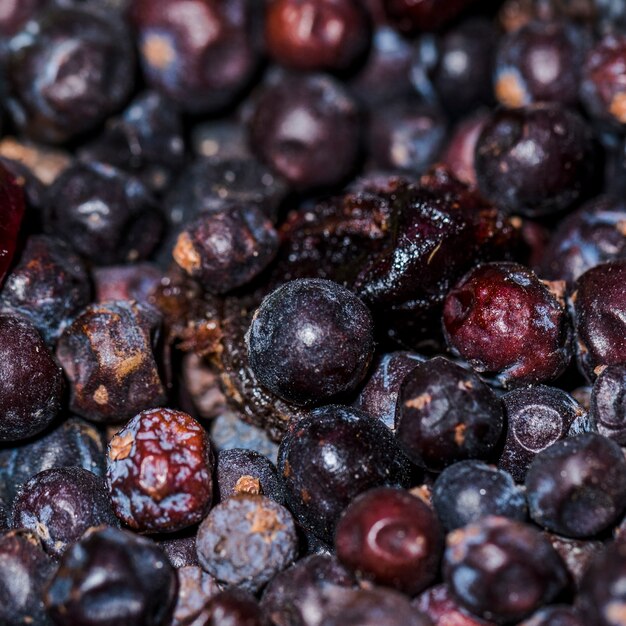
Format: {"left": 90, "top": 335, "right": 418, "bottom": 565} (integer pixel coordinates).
{"left": 155, "top": 532, "right": 200, "bottom": 569}
{"left": 205, "top": 589, "right": 265, "bottom": 626}
{"left": 590, "top": 364, "right": 626, "bottom": 443}
{"left": 170, "top": 565, "right": 221, "bottom": 626}
{"left": 93, "top": 263, "right": 162, "bottom": 307}
{"left": 414, "top": 584, "right": 496, "bottom": 626}
{"left": 518, "top": 606, "right": 585, "bottom": 626}
{"left": 383, "top": 0, "right": 480, "bottom": 34}
{"left": 209, "top": 412, "right": 279, "bottom": 462}
{"left": 546, "top": 533, "right": 605, "bottom": 590}
{"left": 0, "top": 163, "right": 26, "bottom": 286}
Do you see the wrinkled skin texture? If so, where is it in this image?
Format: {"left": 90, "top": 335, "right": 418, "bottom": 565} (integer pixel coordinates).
{"left": 590, "top": 364, "right": 626, "bottom": 443}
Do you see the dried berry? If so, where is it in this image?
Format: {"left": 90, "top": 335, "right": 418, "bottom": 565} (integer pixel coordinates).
{"left": 205, "top": 589, "right": 266, "bottom": 626}
{"left": 383, "top": 0, "right": 480, "bottom": 34}
{"left": 170, "top": 565, "right": 221, "bottom": 626}
{"left": 155, "top": 532, "right": 200, "bottom": 569}
{"left": 0, "top": 162, "right": 26, "bottom": 286}
{"left": 414, "top": 584, "right": 496, "bottom": 626}
{"left": 590, "top": 364, "right": 626, "bottom": 443}
{"left": 518, "top": 606, "right": 585, "bottom": 626}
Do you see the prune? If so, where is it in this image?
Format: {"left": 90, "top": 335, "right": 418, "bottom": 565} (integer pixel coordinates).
{"left": 5, "top": 5, "right": 134, "bottom": 143}
{"left": 246, "top": 279, "right": 375, "bottom": 406}
{"left": 93, "top": 263, "right": 162, "bottom": 306}
{"left": 44, "top": 162, "right": 164, "bottom": 265}
{"left": 414, "top": 584, "right": 496, "bottom": 626}
{"left": 170, "top": 565, "right": 220, "bottom": 626}
{"left": 518, "top": 606, "right": 584, "bottom": 626}
{"left": 44, "top": 526, "right": 178, "bottom": 626}
{"left": 205, "top": 589, "right": 265, "bottom": 626}
{"left": 432, "top": 461, "right": 527, "bottom": 531}
{"left": 525, "top": 433, "right": 626, "bottom": 537}
{"left": 249, "top": 73, "right": 362, "bottom": 191}
{"left": 155, "top": 532, "right": 200, "bottom": 569}
{"left": 0, "top": 162, "right": 26, "bottom": 286}
{"left": 590, "top": 364, "right": 626, "bottom": 443}
{"left": 546, "top": 533, "right": 605, "bottom": 589}
{"left": 11, "top": 467, "right": 118, "bottom": 558}
{"left": 0, "top": 314, "right": 63, "bottom": 441}
{"left": 383, "top": 0, "right": 480, "bottom": 34}
{"left": 474, "top": 104, "right": 596, "bottom": 217}
{"left": 571, "top": 260, "right": 626, "bottom": 380}
{"left": 443, "top": 262, "right": 572, "bottom": 386}
{"left": 196, "top": 494, "right": 298, "bottom": 593}
{"left": 277, "top": 405, "right": 412, "bottom": 542}
{"left": 0, "top": 235, "right": 90, "bottom": 344}
{"left": 395, "top": 357, "right": 504, "bottom": 471}
{"left": 353, "top": 351, "right": 425, "bottom": 430}
{"left": 498, "top": 385, "right": 585, "bottom": 482}
{"left": 444, "top": 516, "right": 569, "bottom": 623}
{"left": 335, "top": 486, "right": 443, "bottom": 595}
{"left": 173, "top": 204, "right": 279, "bottom": 294}
{"left": 266, "top": 0, "right": 371, "bottom": 72}
{"left": 215, "top": 448, "right": 283, "bottom": 504}
{"left": 132, "top": 0, "right": 260, "bottom": 113}
{"left": 495, "top": 20, "right": 589, "bottom": 108}
{"left": 0, "top": 530, "right": 56, "bottom": 626}
{"left": 107, "top": 408, "right": 214, "bottom": 533}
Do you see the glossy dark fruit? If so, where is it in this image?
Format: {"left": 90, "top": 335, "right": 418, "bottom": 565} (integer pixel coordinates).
{"left": 474, "top": 104, "right": 596, "bottom": 217}
{"left": 432, "top": 461, "right": 527, "bottom": 531}
{"left": 249, "top": 73, "right": 362, "bottom": 191}
{"left": 353, "top": 351, "right": 425, "bottom": 430}
{"left": 44, "top": 526, "right": 178, "bottom": 626}
{"left": 383, "top": 0, "right": 479, "bottom": 33}
{"left": 56, "top": 301, "right": 166, "bottom": 424}
{"left": 11, "top": 467, "right": 118, "bottom": 558}
{"left": 170, "top": 565, "right": 220, "bottom": 626}
{"left": 335, "top": 486, "right": 442, "bottom": 595}
{"left": 5, "top": 5, "right": 135, "bottom": 143}
{"left": 196, "top": 494, "right": 298, "bottom": 593}
{"left": 261, "top": 554, "right": 356, "bottom": 626}
{"left": 0, "top": 416, "right": 106, "bottom": 505}
{"left": 132, "top": 0, "right": 260, "bottom": 113}
{"left": 266, "top": 0, "right": 371, "bottom": 72}
{"left": 443, "top": 263, "right": 572, "bottom": 386}
{"left": 155, "top": 532, "right": 200, "bottom": 569}
{"left": 495, "top": 20, "right": 589, "bottom": 108}
{"left": 215, "top": 448, "right": 283, "bottom": 504}
{"left": 546, "top": 533, "right": 605, "bottom": 589}
{"left": 395, "top": 357, "right": 504, "bottom": 471}
{"left": 205, "top": 589, "right": 265, "bottom": 626}
{"left": 246, "top": 279, "right": 375, "bottom": 406}
{"left": 0, "top": 235, "right": 90, "bottom": 344}
{"left": 590, "top": 364, "right": 626, "bottom": 443}
{"left": 518, "top": 606, "right": 585, "bottom": 626}
{"left": 525, "top": 433, "right": 626, "bottom": 538}
{"left": 413, "top": 584, "right": 496, "bottom": 626}
{"left": 0, "top": 530, "right": 56, "bottom": 626}
{"left": 0, "top": 162, "right": 26, "bottom": 286}
{"left": 0, "top": 314, "right": 62, "bottom": 441}
{"left": 277, "top": 405, "right": 412, "bottom": 542}
{"left": 571, "top": 260, "right": 626, "bottom": 380}
{"left": 44, "top": 162, "right": 164, "bottom": 265}
{"left": 539, "top": 195, "right": 626, "bottom": 287}
{"left": 498, "top": 386, "right": 585, "bottom": 483}
{"left": 173, "top": 204, "right": 279, "bottom": 294}
{"left": 444, "top": 516, "right": 569, "bottom": 623}
{"left": 93, "top": 263, "right": 162, "bottom": 306}
{"left": 107, "top": 408, "right": 214, "bottom": 533}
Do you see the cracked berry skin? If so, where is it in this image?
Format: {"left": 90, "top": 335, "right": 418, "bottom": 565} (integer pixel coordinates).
{"left": 443, "top": 262, "right": 572, "bottom": 387}
{"left": 206, "top": 589, "right": 265, "bottom": 626}
{"left": 170, "top": 565, "right": 221, "bottom": 626}
{"left": 444, "top": 516, "right": 569, "bottom": 624}
{"left": 277, "top": 405, "right": 412, "bottom": 543}
{"left": 173, "top": 204, "right": 279, "bottom": 294}
{"left": 196, "top": 494, "right": 298, "bottom": 594}
{"left": 525, "top": 433, "right": 626, "bottom": 538}
{"left": 335, "top": 487, "right": 443, "bottom": 595}
{"left": 44, "top": 526, "right": 178, "bottom": 626}
{"left": 107, "top": 408, "right": 214, "bottom": 534}
{"left": 5, "top": 5, "right": 135, "bottom": 143}
{"left": 413, "top": 584, "right": 496, "bottom": 626}
{"left": 498, "top": 386, "right": 585, "bottom": 483}
{"left": 518, "top": 606, "right": 585, "bottom": 626}
{"left": 382, "top": 0, "right": 479, "bottom": 34}
{"left": 571, "top": 260, "right": 626, "bottom": 380}
{"left": 0, "top": 314, "right": 63, "bottom": 442}
{"left": 11, "top": 467, "right": 118, "bottom": 558}
{"left": 246, "top": 279, "right": 375, "bottom": 407}
{"left": 395, "top": 357, "right": 504, "bottom": 471}
{"left": 432, "top": 461, "right": 527, "bottom": 531}
{"left": 266, "top": 0, "right": 371, "bottom": 73}
{"left": 474, "top": 104, "right": 596, "bottom": 217}
{"left": 590, "top": 364, "right": 626, "bottom": 443}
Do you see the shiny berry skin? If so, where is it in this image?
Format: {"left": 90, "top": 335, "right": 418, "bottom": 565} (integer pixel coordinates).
{"left": 518, "top": 606, "right": 585, "bottom": 626}
{"left": 205, "top": 589, "right": 265, "bottom": 626}
{"left": 170, "top": 565, "right": 220, "bottom": 626}
{"left": 278, "top": 406, "right": 412, "bottom": 542}
{"left": 44, "top": 526, "right": 178, "bottom": 626}
{"left": 498, "top": 385, "right": 585, "bottom": 483}
{"left": 56, "top": 301, "right": 166, "bottom": 424}
{"left": 196, "top": 494, "right": 298, "bottom": 593}
{"left": 249, "top": 74, "right": 362, "bottom": 191}
{"left": 475, "top": 104, "right": 596, "bottom": 217}
{"left": 395, "top": 357, "right": 504, "bottom": 471}
{"left": 413, "top": 584, "right": 496, "bottom": 626}
{"left": 443, "top": 262, "right": 572, "bottom": 386}
{"left": 0, "top": 162, "right": 25, "bottom": 286}
{"left": 107, "top": 408, "right": 214, "bottom": 533}
{"left": 266, "top": 0, "right": 371, "bottom": 72}
{"left": 571, "top": 260, "right": 626, "bottom": 380}
{"left": 444, "top": 516, "right": 569, "bottom": 624}
{"left": 11, "top": 467, "right": 118, "bottom": 558}
{"left": 383, "top": 0, "right": 479, "bottom": 34}
{"left": 246, "top": 279, "right": 375, "bottom": 406}
{"left": 335, "top": 487, "right": 443, "bottom": 595}
{"left": 590, "top": 364, "right": 626, "bottom": 443}
{"left": 0, "top": 314, "right": 63, "bottom": 442}
{"left": 132, "top": 0, "right": 260, "bottom": 114}
{"left": 432, "top": 461, "right": 527, "bottom": 531}
{"left": 525, "top": 433, "right": 626, "bottom": 538}
{"left": 5, "top": 5, "right": 135, "bottom": 143}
